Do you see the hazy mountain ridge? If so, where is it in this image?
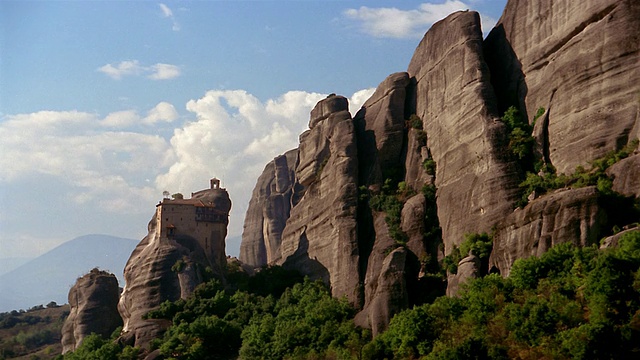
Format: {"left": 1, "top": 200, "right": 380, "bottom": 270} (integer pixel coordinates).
{"left": 0, "top": 234, "right": 138, "bottom": 312}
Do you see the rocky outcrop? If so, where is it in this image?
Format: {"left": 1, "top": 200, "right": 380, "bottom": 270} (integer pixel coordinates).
{"left": 600, "top": 226, "right": 640, "bottom": 249}
{"left": 484, "top": 0, "right": 640, "bottom": 174}
{"left": 278, "top": 96, "right": 361, "bottom": 305}
{"left": 239, "top": 1, "right": 640, "bottom": 334}
{"left": 607, "top": 152, "right": 640, "bottom": 198}
{"left": 490, "top": 187, "right": 606, "bottom": 276}
{"left": 353, "top": 72, "right": 409, "bottom": 188}
{"left": 239, "top": 150, "right": 298, "bottom": 267}
{"left": 118, "top": 182, "right": 231, "bottom": 349}
{"left": 407, "top": 11, "right": 521, "bottom": 254}
{"left": 61, "top": 269, "right": 122, "bottom": 353}
{"left": 355, "top": 247, "right": 408, "bottom": 336}
{"left": 446, "top": 255, "right": 481, "bottom": 297}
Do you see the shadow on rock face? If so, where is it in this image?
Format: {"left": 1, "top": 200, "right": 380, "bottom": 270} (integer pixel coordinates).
{"left": 283, "top": 231, "right": 330, "bottom": 286}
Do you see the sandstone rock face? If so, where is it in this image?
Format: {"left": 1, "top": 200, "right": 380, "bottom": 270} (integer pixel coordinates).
{"left": 600, "top": 226, "right": 640, "bottom": 249}
{"left": 355, "top": 247, "right": 408, "bottom": 336}
{"left": 278, "top": 96, "right": 361, "bottom": 305}
{"left": 490, "top": 187, "right": 606, "bottom": 276}
{"left": 407, "top": 11, "right": 521, "bottom": 254}
{"left": 353, "top": 72, "right": 409, "bottom": 187}
{"left": 607, "top": 152, "right": 640, "bottom": 198}
{"left": 446, "top": 255, "right": 481, "bottom": 297}
{"left": 239, "top": 2, "right": 639, "bottom": 334}
{"left": 401, "top": 194, "right": 428, "bottom": 258}
{"left": 61, "top": 269, "right": 122, "bottom": 353}
{"left": 239, "top": 149, "right": 298, "bottom": 267}
{"left": 485, "top": 0, "right": 640, "bottom": 174}
{"left": 118, "top": 184, "right": 231, "bottom": 349}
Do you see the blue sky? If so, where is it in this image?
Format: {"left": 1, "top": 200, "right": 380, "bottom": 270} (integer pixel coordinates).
{"left": 0, "top": 0, "right": 507, "bottom": 262}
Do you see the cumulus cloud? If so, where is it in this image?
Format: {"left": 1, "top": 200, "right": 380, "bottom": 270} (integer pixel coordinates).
{"left": 0, "top": 88, "right": 374, "bottom": 240}
{"left": 159, "top": 3, "right": 180, "bottom": 31}
{"left": 97, "top": 60, "right": 143, "bottom": 80}
{"left": 349, "top": 88, "right": 376, "bottom": 115}
{"left": 0, "top": 107, "right": 175, "bottom": 211}
{"left": 148, "top": 63, "right": 181, "bottom": 80}
{"left": 144, "top": 101, "right": 179, "bottom": 124}
{"left": 156, "top": 88, "right": 373, "bottom": 236}
{"left": 99, "top": 102, "right": 179, "bottom": 128}
{"left": 344, "top": 1, "right": 496, "bottom": 38}
{"left": 98, "top": 61, "right": 181, "bottom": 80}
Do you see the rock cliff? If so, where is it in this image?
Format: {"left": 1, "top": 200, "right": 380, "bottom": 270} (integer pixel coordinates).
{"left": 118, "top": 181, "right": 231, "bottom": 348}
{"left": 240, "top": 0, "right": 639, "bottom": 332}
{"left": 239, "top": 149, "right": 298, "bottom": 268}
{"left": 484, "top": 0, "right": 640, "bottom": 173}
{"left": 61, "top": 268, "right": 122, "bottom": 353}
{"left": 278, "top": 95, "right": 362, "bottom": 305}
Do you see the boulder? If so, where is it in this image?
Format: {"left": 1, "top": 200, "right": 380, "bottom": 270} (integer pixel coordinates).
{"left": 355, "top": 247, "right": 408, "bottom": 336}
{"left": 61, "top": 269, "right": 122, "bottom": 353}
{"left": 446, "top": 255, "right": 481, "bottom": 297}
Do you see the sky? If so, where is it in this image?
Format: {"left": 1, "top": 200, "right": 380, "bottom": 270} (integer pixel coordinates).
{"left": 0, "top": 0, "right": 507, "bottom": 262}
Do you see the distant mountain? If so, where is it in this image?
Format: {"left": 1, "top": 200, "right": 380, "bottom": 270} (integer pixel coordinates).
{"left": 0, "top": 234, "right": 138, "bottom": 312}
{"left": 0, "top": 257, "right": 32, "bottom": 276}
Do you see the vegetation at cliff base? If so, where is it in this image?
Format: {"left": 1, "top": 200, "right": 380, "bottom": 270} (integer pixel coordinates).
{"left": 364, "top": 230, "right": 640, "bottom": 359}
{"left": 58, "top": 231, "right": 640, "bottom": 359}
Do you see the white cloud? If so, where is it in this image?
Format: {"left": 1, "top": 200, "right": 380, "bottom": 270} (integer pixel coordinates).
{"left": 344, "top": 1, "right": 496, "bottom": 38}
{"left": 98, "top": 61, "right": 181, "bottom": 80}
{"left": 97, "top": 60, "right": 144, "bottom": 80}
{"left": 148, "top": 63, "right": 181, "bottom": 80}
{"left": 159, "top": 3, "right": 173, "bottom": 17}
{"left": 0, "top": 107, "right": 175, "bottom": 211}
{"left": 0, "top": 88, "right": 374, "bottom": 242}
{"left": 143, "top": 101, "right": 179, "bottom": 124}
{"left": 159, "top": 3, "right": 180, "bottom": 31}
{"left": 99, "top": 102, "right": 179, "bottom": 128}
{"left": 101, "top": 110, "right": 140, "bottom": 127}
{"left": 349, "top": 88, "right": 376, "bottom": 115}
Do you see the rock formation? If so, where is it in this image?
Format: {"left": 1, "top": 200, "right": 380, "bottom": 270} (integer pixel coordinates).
{"left": 484, "top": 0, "right": 640, "bottom": 174}
{"left": 61, "top": 268, "right": 122, "bottom": 354}
{"left": 490, "top": 187, "right": 607, "bottom": 276}
{"left": 407, "top": 11, "right": 521, "bottom": 255}
{"left": 278, "top": 95, "right": 362, "bottom": 305}
{"left": 239, "top": 149, "right": 298, "bottom": 268}
{"left": 118, "top": 179, "right": 231, "bottom": 349}
{"left": 237, "top": 0, "right": 640, "bottom": 334}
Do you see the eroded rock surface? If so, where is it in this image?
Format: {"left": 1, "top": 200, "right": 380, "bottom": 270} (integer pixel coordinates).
{"left": 278, "top": 96, "right": 361, "bottom": 305}
{"left": 61, "top": 269, "right": 122, "bottom": 354}
{"left": 484, "top": 0, "right": 640, "bottom": 173}
{"left": 607, "top": 152, "right": 640, "bottom": 198}
{"left": 239, "top": 150, "right": 298, "bottom": 267}
{"left": 355, "top": 247, "right": 408, "bottom": 336}
{"left": 408, "top": 11, "right": 521, "bottom": 254}
{"left": 446, "top": 255, "right": 481, "bottom": 297}
{"left": 239, "top": 1, "right": 640, "bottom": 334}
{"left": 490, "top": 187, "right": 606, "bottom": 276}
